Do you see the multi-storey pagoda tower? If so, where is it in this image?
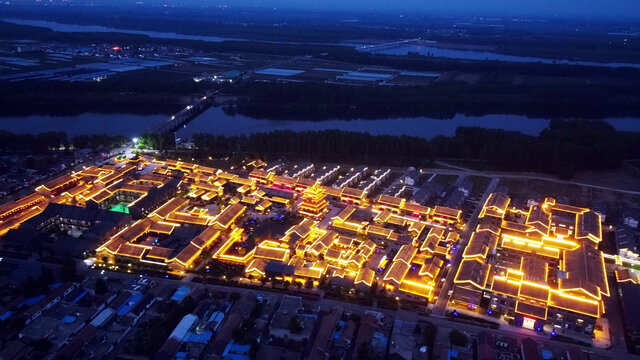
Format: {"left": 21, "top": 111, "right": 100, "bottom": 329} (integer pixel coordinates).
{"left": 298, "top": 181, "right": 329, "bottom": 220}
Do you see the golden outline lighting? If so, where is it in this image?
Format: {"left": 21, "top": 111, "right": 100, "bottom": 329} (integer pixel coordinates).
{"left": 451, "top": 192, "right": 609, "bottom": 332}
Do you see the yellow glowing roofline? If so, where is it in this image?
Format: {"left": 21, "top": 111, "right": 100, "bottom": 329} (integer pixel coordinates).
{"left": 97, "top": 219, "right": 144, "bottom": 251}
{"left": 453, "top": 259, "right": 490, "bottom": 290}
{"left": 550, "top": 289, "right": 600, "bottom": 305}
{"left": 520, "top": 280, "right": 550, "bottom": 290}
{"left": 502, "top": 234, "right": 543, "bottom": 247}
{"left": 558, "top": 286, "right": 602, "bottom": 300}
{"left": 493, "top": 276, "right": 522, "bottom": 287}
{"left": 126, "top": 193, "right": 147, "bottom": 208}
{"left": 600, "top": 254, "right": 611, "bottom": 296}
{"left": 515, "top": 301, "right": 548, "bottom": 319}
{"left": 402, "top": 279, "right": 434, "bottom": 290}
{"left": 212, "top": 236, "right": 237, "bottom": 258}
{"left": 257, "top": 245, "right": 289, "bottom": 252}
{"left": 542, "top": 236, "right": 579, "bottom": 248}
{"left": 217, "top": 249, "right": 256, "bottom": 263}
{"left": 153, "top": 220, "right": 180, "bottom": 228}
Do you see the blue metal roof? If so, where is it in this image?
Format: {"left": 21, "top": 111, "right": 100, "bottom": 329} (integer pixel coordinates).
{"left": 72, "top": 290, "right": 88, "bottom": 304}
{"left": 255, "top": 68, "right": 304, "bottom": 77}
{"left": 23, "top": 295, "right": 45, "bottom": 307}
{"left": 227, "top": 354, "right": 250, "bottom": 360}
{"left": 222, "top": 70, "right": 243, "bottom": 78}
{"left": 222, "top": 341, "right": 252, "bottom": 358}
{"left": 333, "top": 320, "right": 345, "bottom": 339}
{"left": 116, "top": 293, "right": 142, "bottom": 316}
{"left": 184, "top": 331, "right": 213, "bottom": 343}
{"left": 171, "top": 286, "right": 190, "bottom": 302}
{"left": 0, "top": 311, "right": 12, "bottom": 321}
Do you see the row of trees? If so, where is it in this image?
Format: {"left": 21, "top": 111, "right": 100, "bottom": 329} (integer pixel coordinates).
{"left": 225, "top": 77, "right": 640, "bottom": 120}
{"left": 0, "top": 130, "right": 127, "bottom": 153}
{"left": 20, "top": 258, "right": 77, "bottom": 297}
{"left": 190, "top": 120, "right": 640, "bottom": 176}
{"left": 2, "top": 120, "right": 636, "bottom": 176}
{"left": 130, "top": 295, "right": 197, "bottom": 356}
{"left": 0, "top": 66, "right": 206, "bottom": 116}
{"left": 192, "top": 130, "right": 434, "bottom": 167}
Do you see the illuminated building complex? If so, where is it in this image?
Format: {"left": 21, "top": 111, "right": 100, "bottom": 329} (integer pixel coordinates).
{"left": 382, "top": 243, "right": 445, "bottom": 300}
{"left": 266, "top": 184, "right": 461, "bottom": 300}
{"left": 236, "top": 195, "right": 462, "bottom": 302}
{"left": 96, "top": 190, "right": 246, "bottom": 272}
{"left": 0, "top": 156, "right": 465, "bottom": 305}
{"left": 0, "top": 162, "right": 156, "bottom": 236}
{"left": 0, "top": 193, "right": 47, "bottom": 237}
{"left": 297, "top": 182, "right": 329, "bottom": 220}
{"left": 452, "top": 193, "right": 609, "bottom": 334}
{"left": 374, "top": 194, "right": 462, "bottom": 226}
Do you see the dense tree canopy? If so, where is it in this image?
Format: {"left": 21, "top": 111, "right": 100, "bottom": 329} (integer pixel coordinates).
{"left": 449, "top": 329, "right": 469, "bottom": 347}
{"left": 190, "top": 120, "right": 640, "bottom": 175}
{"left": 1, "top": 120, "right": 637, "bottom": 177}
{"left": 226, "top": 76, "right": 640, "bottom": 120}
{"left": 0, "top": 130, "right": 126, "bottom": 153}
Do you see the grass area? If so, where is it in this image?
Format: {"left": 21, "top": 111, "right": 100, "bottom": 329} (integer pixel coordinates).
{"left": 433, "top": 174, "right": 459, "bottom": 188}
{"left": 571, "top": 168, "right": 640, "bottom": 193}
{"left": 468, "top": 176, "right": 491, "bottom": 197}
{"left": 498, "top": 176, "right": 640, "bottom": 219}
{"left": 109, "top": 203, "right": 130, "bottom": 214}
{"left": 623, "top": 263, "right": 640, "bottom": 271}
{"left": 498, "top": 178, "right": 587, "bottom": 207}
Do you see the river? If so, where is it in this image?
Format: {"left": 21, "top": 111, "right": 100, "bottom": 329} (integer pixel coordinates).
{"left": 0, "top": 108, "right": 638, "bottom": 140}
{"left": 2, "top": 18, "right": 238, "bottom": 43}
{"left": 4, "top": 18, "right": 640, "bottom": 69}
{"left": 355, "top": 42, "right": 640, "bottom": 69}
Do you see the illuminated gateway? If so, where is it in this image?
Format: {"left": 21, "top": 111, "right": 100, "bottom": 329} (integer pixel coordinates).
{"left": 452, "top": 193, "right": 609, "bottom": 334}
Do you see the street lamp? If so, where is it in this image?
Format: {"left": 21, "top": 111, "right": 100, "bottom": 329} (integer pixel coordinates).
{"left": 132, "top": 137, "right": 138, "bottom": 147}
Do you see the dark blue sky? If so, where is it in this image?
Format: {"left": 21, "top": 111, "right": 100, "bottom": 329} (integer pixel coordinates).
{"left": 175, "top": 0, "right": 640, "bottom": 21}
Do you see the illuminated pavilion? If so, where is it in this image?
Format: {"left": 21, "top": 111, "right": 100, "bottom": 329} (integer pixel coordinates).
{"left": 297, "top": 182, "right": 329, "bottom": 220}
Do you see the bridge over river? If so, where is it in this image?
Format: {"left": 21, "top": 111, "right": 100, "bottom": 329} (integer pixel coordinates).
{"left": 150, "top": 91, "right": 215, "bottom": 135}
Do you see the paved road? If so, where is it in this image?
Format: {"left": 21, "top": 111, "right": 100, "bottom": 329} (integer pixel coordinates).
{"left": 433, "top": 177, "right": 499, "bottom": 315}
{"left": 603, "top": 271, "right": 630, "bottom": 352}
